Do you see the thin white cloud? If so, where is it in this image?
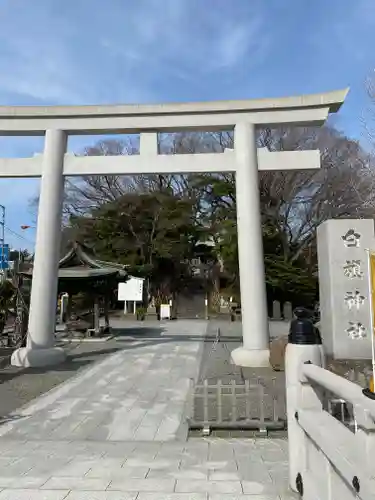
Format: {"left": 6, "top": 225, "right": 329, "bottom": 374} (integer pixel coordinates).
{"left": 0, "top": 0, "right": 270, "bottom": 105}
{"left": 211, "top": 18, "right": 268, "bottom": 71}
{"left": 0, "top": 15, "right": 89, "bottom": 103}
{"left": 98, "top": 0, "right": 269, "bottom": 79}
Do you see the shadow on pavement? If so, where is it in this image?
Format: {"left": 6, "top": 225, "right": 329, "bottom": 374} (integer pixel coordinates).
{"left": 0, "top": 346, "right": 122, "bottom": 384}
{"left": 0, "top": 413, "right": 27, "bottom": 425}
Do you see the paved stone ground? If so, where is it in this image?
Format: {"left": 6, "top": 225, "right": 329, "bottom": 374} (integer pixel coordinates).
{"left": 0, "top": 319, "right": 296, "bottom": 499}
{"left": 0, "top": 437, "right": 295, "bottom": 499}
{"left": 0, "top": 321, "right": 207, "bottom": 442}
{"left": 1, "top": 319, "right": 287, "bottom": 431}
{"left": 1, "top": 318, "right": 205, "bottom": 417}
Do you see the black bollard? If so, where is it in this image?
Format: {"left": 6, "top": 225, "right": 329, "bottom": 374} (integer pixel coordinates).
{"left": 289, "top": 307, "right": 322, "bottom": 345}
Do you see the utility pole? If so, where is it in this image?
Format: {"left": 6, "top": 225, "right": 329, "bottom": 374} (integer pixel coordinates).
{"left": 0, "top": 205, "right": 5, "bottom": 283}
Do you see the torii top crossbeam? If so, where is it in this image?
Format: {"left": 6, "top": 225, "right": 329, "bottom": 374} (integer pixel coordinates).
{"left": 0, "top": 88, "right": 348, "bottom": 135}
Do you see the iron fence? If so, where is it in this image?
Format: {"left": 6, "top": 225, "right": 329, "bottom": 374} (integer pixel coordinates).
{"left": 187, "top": 377, "right": 286, "bottom": 434}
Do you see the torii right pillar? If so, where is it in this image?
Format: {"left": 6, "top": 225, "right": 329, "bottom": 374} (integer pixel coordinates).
{"left": 230, "top": 89, "right": 349, "bottom": 367}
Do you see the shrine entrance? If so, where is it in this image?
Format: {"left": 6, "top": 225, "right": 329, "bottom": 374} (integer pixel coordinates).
{"left": 0, "top": 90, "right": 348, "bottom": 368}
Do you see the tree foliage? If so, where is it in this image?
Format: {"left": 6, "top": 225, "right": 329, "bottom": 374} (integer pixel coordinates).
{"left": 71, "top": 188, "right": 203, "bottom": 303}
{"left": 55, "top": 123, "right": 375, "bottom": 310}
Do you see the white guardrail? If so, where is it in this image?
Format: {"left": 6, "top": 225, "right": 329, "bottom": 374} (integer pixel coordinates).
{"left": 286, "top": 342, "right": 375, "bottom": 500}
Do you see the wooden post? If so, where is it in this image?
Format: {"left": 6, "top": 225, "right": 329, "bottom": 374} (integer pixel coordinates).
{"left": 93, "top": 296, "right": 100, "bottom": 334}
{"left": 103, "top": 295, "right": 110, "bottom": 331}
{"left": 66, "top": 294, "right": 72, "bottom": 321}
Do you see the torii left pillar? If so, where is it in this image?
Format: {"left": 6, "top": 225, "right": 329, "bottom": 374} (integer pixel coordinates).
{"left": 230, "top": 122, "right": 270, "bottom": 367}
{"left": 11, "top": 130, "right": 67, "bottom": 367}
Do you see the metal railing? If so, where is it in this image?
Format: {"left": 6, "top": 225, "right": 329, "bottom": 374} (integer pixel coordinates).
{"left": 188, "top": 377, "right": 285, "bottom": 434}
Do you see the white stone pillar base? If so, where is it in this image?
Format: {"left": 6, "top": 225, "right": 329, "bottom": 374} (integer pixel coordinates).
{"left": 231, "top": 346, "right": 270, "bottom": 368}
{"left": 11, "top": 347, "right": 66, "bottom": 368}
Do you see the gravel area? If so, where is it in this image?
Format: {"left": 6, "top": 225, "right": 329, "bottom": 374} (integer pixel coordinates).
{"left": 327, "top": 357, "right": 373, "bottom": 387}
{"left": 191, "top": 321, "right": 286, "bottom": 429}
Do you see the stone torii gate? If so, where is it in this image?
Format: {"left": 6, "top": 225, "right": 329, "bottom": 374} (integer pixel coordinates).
{"left": 2, "top": 89, "right": 348, "bottom": 368}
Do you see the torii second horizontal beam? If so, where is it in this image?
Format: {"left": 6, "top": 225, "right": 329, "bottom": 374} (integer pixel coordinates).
{"left": 0, "top": 149, "right": 320, "bottom": 178}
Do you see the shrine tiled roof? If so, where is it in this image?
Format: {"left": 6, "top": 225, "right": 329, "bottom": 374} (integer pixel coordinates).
{"left": 20, "top": 241, "right": 127, "bottom": 280}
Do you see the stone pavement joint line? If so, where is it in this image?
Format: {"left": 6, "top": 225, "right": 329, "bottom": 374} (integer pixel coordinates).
{"left": 0, "top": 321, "right": 296, "bottom": 499}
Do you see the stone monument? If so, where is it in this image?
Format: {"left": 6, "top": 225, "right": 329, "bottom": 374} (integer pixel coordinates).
{"left": 317, "top": 219, "right": 375, "bottom": 359}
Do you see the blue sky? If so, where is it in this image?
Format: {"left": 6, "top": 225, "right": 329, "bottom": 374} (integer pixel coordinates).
{"left": 0, "top": 0, "right": 375, "bottom": 250}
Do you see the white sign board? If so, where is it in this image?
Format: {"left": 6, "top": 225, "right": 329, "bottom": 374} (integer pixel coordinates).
{"left": 118, "top": 277, "right": 144, "bottom": 302}
{"left": 160, "top": 304, "right": 171, "bottom": 320}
